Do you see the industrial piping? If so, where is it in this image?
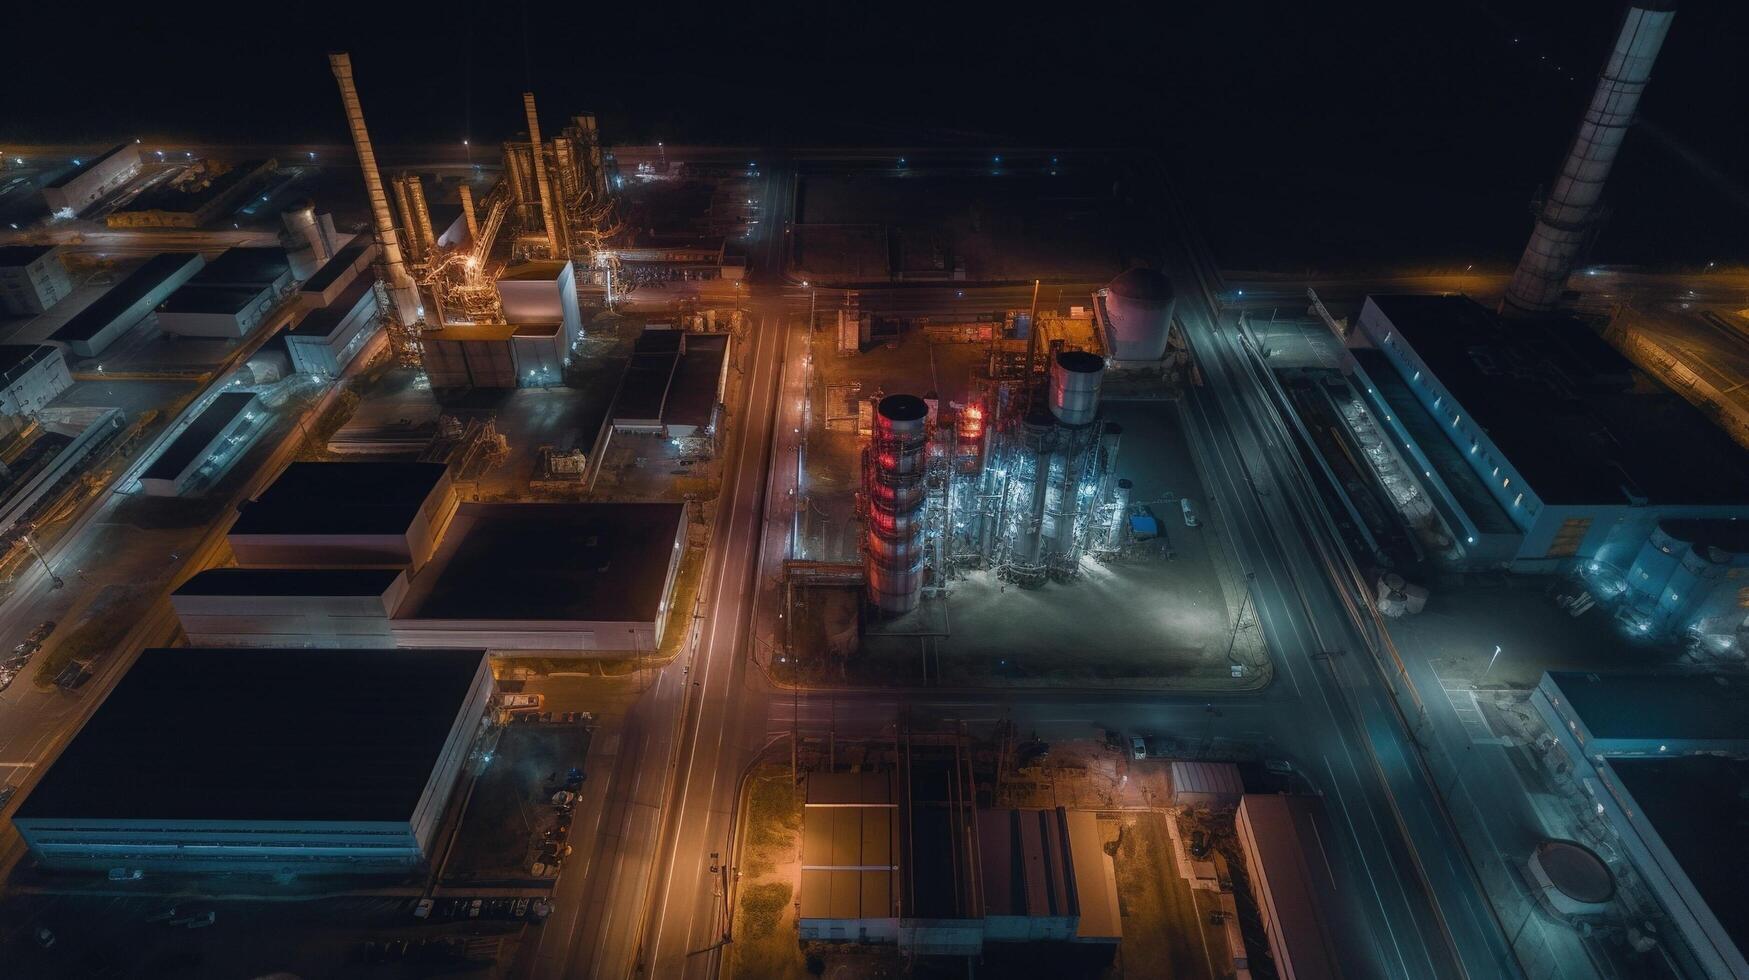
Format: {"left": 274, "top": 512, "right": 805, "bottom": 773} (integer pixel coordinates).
{"left": 327, "top": 52, "right": 419, "bottom": 325}
{"left": 1502, "top": 2, "right": 1677, "bottom": 315}
{"left": 523, "top": 92, "right": 561, "bottom": 258}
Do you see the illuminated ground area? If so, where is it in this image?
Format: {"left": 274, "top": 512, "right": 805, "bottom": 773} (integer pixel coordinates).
{"left": 794, "top": 328, "right": 1262, "bottom": 688}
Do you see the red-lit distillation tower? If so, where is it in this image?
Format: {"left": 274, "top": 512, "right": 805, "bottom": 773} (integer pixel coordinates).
{"left": 864, "top": 394, "right": 930, "bottom": 615}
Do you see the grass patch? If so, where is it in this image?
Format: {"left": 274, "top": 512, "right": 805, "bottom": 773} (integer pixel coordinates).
{"left": 740, "top": 881, "right": 791, "bottom": 939}
{"left": 34, "top": 584, "right": 152, "bottom": 687}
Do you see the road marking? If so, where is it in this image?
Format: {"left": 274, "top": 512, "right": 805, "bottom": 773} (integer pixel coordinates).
{"left": 1323, "top": 754, "right": 1413, "bottom": 977}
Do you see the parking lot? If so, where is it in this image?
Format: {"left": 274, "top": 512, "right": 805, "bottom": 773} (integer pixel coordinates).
{"left": 442, "top": 721, "right": 592, "bottom": 887}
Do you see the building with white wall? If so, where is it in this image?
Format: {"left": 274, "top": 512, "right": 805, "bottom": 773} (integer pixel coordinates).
{"left": 137, "top": 391, "right": 261, "bottom": 496}
{"left": 51, "top": 252, "right": 205, "bottom": 358}
{"left": 173, "top": 568, "right": 407, "bottom": 647}
{"left": 298, "top": 239, "right": 376, "bottom": 310}
{"left": 13, "top": 647, "right": 491, "bottom": 876}
{"left": 286, "top": 275, "right": 380, "bottom": 377}
{"left": 41, "top": 144, "right": 141, "bottom": 216}
{"left": 1533, "top": 670, "right": 1749, "bottom": 979}
{"left": 495, "top": 259, "right": 583, "bottom": 348}
{"left": 1350, "top": 295, "right": 1749, "bottom": 639}
{"left": 0, "top": 245, "right": 73, "bottom": 315}
{"left": 0, "top": 345, "right": 72, "bottom": 419}
{"left": 227, "top": 461, "right": 457, "bottom": 570}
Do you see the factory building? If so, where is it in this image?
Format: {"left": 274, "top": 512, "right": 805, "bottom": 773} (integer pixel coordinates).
{"left": 1532, "top": 670, "right": 1749, "bottom": 979}
{"left": 158, "top": 247, "right": 295, "bottom": 339}
{"left": 606, "top": 328, "right": 730, "bottom": 438}
{"left": 180, "top": 499, "right": 689, "bottom": 655}
{"left": 137, "top": 391, "right": 261, "bottom": 496}
{"left": 41, "top": 143, "right": 141, "bottom": 216}
{"left": 173, "top": 568, "right": 406, "bottom": 647}
{"left": 799, "top": 753, "right": 1119, "bottom": 953}
{"left": 495, "top": 259, "right": 583, "bottom": 348}
{"left": 298, "top": 239, "right": 377, "bottom": 310}
{"left": 228, "top": 461, "right": 457, "bottom": 570}
{"left": 1092, "top": 267, "right": 1176, "bottom": 367}
{"left": 1235, "top": 794, "right": 1345, "bottom": 980}
{"left": 51, "top": 252, "right": 205, "bottom": 357}
{"left": 105, "top": 158, "right": 277, "bottom": 229}
{"left": 0, "top": 245, "right": 73, "bottom": 316}
{"left": 13, "top": 647, "right": 491, "bottom": 876}
{"left": 1349, "top": 294, "right": 1749, "bottom": 640}
{"left": 420, "top": 322, "right": 567, "bottom": 388}
{"left": 285, "top": 275, "right": 381, "bottom": 377}
{"left": 800, "top": 772, "right": 901, "bottom": 944}
{"left": 281, "top": 200, "right": 343, "bottom": 279}
{"left": 393, "top": 501, "right": 688, "bottom": 653}
{"left": 0, "top": 345, "right": 72, "bottom": 419}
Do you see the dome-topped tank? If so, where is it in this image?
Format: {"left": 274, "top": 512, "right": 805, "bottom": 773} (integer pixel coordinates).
{"left": 1102, "top": 267, "right": 1176, "bottom": 363}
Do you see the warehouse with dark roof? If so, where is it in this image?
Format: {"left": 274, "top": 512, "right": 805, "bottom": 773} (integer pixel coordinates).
{"left": 13, "top": 647, "right": 492, "bottom": 875}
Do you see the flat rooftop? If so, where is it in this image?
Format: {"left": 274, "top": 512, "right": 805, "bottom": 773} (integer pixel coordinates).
{"left": 160, "top": 284, "right": 265, "bottom": 315}
{"left": 45, "top": 143, "right": 130, "bottom": 189}
{"left": 1368, "top": 294, "right": 1749, "bottom": 506}
{"left": 141, "top": 391, "right": 255, "bottom": 483}
{"left": 1354, "top": 348, "right": 1517, "bottom": 535}
{"left": 231, "top": 461, "right": 449, "bottom": 536}
{"left": 16, "top": 647, "right": 486, "bottom": 823}
{"left": 300, "top": 242, "right": 370, "bottom": 294}
{"left": 1547, "top": 670, "right": 1749, "bottom": 743}
{"left": 174, "top": 566, "right": 401, "bottom": 597}
{"left": 666, "top": 334, "right": 727, "bottom": 429}
{"left": 497, "top": 260, "right": 569, "bottom": 282}
{"left": 0, "top": 345, "right": 57, "bottom": 386}
{"left": 0, "top": 244, "right": 55, "bottom": 267}
{"left": 1610, "top": 756, "right": 1749, "bottom": 957}
{"left": 426, "top": 322, "right": 519, "bottom": 342}
{"left": 51, "top": 252, "right": 202, "bottom": 343}
{"left": 189, "top": 246, "right": 289, "bottom": 287}
{"left": 287, "top": 275, "right": 375, "bottom": 338}
{"left": 401, "top": 502, "right": 684, "bottom": 622}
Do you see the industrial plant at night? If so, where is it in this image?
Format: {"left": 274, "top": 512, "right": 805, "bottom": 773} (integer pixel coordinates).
{"left": 0, "top": 1, "right": 1744, "bottom": 978}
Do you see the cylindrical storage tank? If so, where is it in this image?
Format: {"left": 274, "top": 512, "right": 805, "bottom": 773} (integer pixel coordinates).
{"left": 1106, "top": 479, "right": 1133, "bottom": 549}
{"left": 866, "top": 394, "right": 930, "bottom": 615}
{"left": 1049, "top": 350, "right": 1105, "bottom": 427}
{"left": 1102, "top": 267, "right": 1175, "bottom": 363}
{"left": 281, "top": 201, "right": 331, "bottom": 264}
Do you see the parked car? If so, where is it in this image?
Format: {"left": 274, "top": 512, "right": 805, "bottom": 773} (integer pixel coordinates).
{"left": 468, "top": 899, "right": 482, "bottom": 919}
{"left": 413, "top": 899, "right": 434, "bottom": 919}
{"left": 1181, "top": 498, "right": 1199, "bottom": 527}
{"left": 512, "top": 898, "right": 530, "bottom": 918}
{"left": 1264, "top": 758, "right": 1295, "bottom": 776}
{"left": 1130, "top": 736, "right": 1148, "bottom": 760}
{"left": 107, "top": 868, "right": 144, "bottom": 881}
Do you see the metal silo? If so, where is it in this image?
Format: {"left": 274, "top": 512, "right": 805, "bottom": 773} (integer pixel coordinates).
{"left": 866, "top": 394, "right": 930, "bottom": 615}
{"left": 1105, "top": 478, "right": 1133, "bottom": 549}
{"left": 1048, "top": 350, "right": 1105, "bottom": 427}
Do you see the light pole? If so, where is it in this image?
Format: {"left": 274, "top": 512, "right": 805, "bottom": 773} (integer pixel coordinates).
{"left": 21, "top": 531, "right": 62, "bottom": 589}
{"left": 1223, "top": 570, "right": 1257, "bottom": 666}
{"left": 1483, "top": 644, "right": 1502, "bottom": 680}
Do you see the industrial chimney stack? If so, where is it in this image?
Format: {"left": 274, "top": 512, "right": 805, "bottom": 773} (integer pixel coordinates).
{"left": 1502, "top": 2, "right": 1677, "bottom": 316}
{"left": 523, "top": 92, "right": 561, "bottom": 258}
{"left": 328, "top": 52, "right": 420, "bottom": 325}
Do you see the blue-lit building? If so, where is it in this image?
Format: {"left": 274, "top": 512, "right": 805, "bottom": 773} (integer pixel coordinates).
{"left": 1348, "top": 295, "right": 1749, "bottom": 640}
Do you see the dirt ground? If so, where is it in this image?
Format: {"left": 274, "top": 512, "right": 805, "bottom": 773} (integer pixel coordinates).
{"left": 444, "top": 724, "right": 591, "bottom": 886}
{"left": 726, "top": 765, "right": 809, "bottom": 980}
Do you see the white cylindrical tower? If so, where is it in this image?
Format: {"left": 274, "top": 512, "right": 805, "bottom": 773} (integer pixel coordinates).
{"left": 1503, "top": 2, "right": 1677, "bottom": 315}
{"left": 1049, "top": 350, "right": 1105, "bottom": 427}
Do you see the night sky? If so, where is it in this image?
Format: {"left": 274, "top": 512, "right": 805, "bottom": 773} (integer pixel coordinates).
{"left": 10, "top": 1, "right": 1747, "bottom": 266}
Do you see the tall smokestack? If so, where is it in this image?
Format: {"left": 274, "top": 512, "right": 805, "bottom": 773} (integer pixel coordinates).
{"left": 408, "top": 174, "right": 436, "bottom": 259}
{"left": 458, "top": 183, "right": 480, "bottom": 244}
{"left": 523, "top": 92, "right": 561, "bottom": 257}
{"left": 1502, "top": 2, "right": 1677, "bottom": 316}
{"left": 328, "top": 52, "right": 420, "bottom": 324}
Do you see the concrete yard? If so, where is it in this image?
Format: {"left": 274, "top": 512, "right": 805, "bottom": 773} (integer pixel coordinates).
{"left": 795, "top": 324, "right": 1263, "bottom": 688}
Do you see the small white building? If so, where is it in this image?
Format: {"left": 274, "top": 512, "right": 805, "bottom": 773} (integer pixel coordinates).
{"left": 495, "top": 260, "right": 583, "bottom": 349}
{"left": 0, "top": 245, "right": 73, "bottom": 316}
{"left": 41, "top": 144, "right": 141, "bottom": 216}
{"left": 138, "top": 391, "right": 261, "bottom": 496}
{"left": 0, "top": 345, "right": 72, "bottom": 419}
{"left": 286, "top": 275, "right": 380, "bottom": 377}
